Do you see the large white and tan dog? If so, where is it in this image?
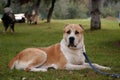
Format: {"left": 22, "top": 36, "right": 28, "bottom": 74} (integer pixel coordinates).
{"left": 8, "top": 24, "right": 110, "bottom": 72}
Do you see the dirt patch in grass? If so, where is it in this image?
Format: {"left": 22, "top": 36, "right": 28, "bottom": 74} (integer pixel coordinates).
{"left": 115, "top": 41, "right": 120, "bottom": 47}
{"left": 105, "top": 16, "right": 117, "bottom": 20}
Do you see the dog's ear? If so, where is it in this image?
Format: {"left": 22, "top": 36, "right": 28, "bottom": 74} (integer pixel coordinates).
{"left": 64, "top": 24, "right": 69, "bottom": 27}
{"left": 79, "top": 24, "right": 84, "bottom": 32}
{"left": 63, "top": 24, "right": 69, "bottom": 32}
{"left": 79, "top": 24, "right": 84, "bottom": 30}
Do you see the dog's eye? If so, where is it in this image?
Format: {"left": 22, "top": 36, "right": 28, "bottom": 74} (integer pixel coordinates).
{"left": 75, "top": 31, "right": 79, "bottom": 34}
{"left": 66, "top": 30, "right": 71, "bottom": 34}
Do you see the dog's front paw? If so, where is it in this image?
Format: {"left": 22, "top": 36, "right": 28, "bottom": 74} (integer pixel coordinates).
{"left": 104, "top": 67, "right": 111, "bottom": 70}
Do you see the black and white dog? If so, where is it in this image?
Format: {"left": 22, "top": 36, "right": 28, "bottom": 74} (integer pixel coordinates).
{"left": 1, "top": 11, "right": 15, "bottom": 32}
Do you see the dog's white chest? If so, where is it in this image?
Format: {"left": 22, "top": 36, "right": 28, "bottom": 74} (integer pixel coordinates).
{"left": 66, "top": 51, "right": 85, "bottom": 64}
{"left": 69, "top": 53, "right": 84, "bottom": 64}
{"left": 61, "top": 46, "right": 85, "bottom": 65}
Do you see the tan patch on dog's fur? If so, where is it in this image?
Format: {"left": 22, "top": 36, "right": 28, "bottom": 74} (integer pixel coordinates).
{"left": 39, "top": 44, "right": 67, "bottom": 69}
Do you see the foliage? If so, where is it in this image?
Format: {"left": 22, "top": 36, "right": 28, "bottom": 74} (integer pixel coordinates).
{"left": 52, "top": 0, "right": 69, "bottom": 19}
{"left": 101, "top": 1, "right": 120, "bottom": 18}
{"left": 53, "top": 0, "right": 89, "bottom": 19}
{"left": 0, "top": 0, "right": 5, "bottom": 14}
{"left": 0, "top": 0, "right": 120, "bottom": 19}
{"left": 65, "top": 3, "right": 88, "bottom": 19}
{"left": 0, "top": 19, "right": 120, "bottom": 80}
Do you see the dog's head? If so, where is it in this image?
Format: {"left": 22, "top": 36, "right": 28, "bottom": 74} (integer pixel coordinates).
{"left": 63, "top": 24, "right": 84, "bottom": 49}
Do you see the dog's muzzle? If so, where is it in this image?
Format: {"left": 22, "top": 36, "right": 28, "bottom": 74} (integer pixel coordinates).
{"left": 68, "top": 37, "right": 76, "bottom": 47}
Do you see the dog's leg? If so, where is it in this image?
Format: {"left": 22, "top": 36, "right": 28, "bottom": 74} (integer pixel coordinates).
{"left": 24, "top": 52, "right": 47, "bottom": 72}
{"left": 65, "top": 63, "right": 90, "bottom": 70}
{"left": 30, "top": 67, "right": 47, "bottom": 72}
{"left": 10, "top": 23, "right": 15, "bottom": 32}
{"left": 30, "top": 64, "right": 58, "bottom": 72}
{"left": 25, "top": 62, "right": 47, "bottom": 72}
{"left": 5, "top": 26, "right": 9, "bottom": 32}
{"left": 3, "top": 23, "right": 9, "bottom": 32}
{"left": 83, "top": 63, "right": 111, "bottom": 70}
{"left": 65, "top": 63, "right": 111, "bottom": 70}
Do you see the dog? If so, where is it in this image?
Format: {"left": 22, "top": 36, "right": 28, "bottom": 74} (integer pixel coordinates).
{"left": 8, "top": 24, "right": 110, "bottom": 72}
{"left": 1, "top": 12, "right": 15, "bottom": 32}
{"left": 25, "top": 10, "right": 38, "bottom": 24}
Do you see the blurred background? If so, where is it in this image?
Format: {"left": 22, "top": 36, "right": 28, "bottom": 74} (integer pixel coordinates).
{"left": 0, "top": 0, "right": 119, "bottom": 19}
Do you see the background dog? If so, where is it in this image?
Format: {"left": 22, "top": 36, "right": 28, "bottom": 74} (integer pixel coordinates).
{"left": 8, "top": 24, "right": 110, "bottom": 72}
{"left": 1, "top": 12, "right": 15, "bottom": 32}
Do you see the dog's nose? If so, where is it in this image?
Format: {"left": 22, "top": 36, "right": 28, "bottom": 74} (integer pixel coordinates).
{"left": 69, "top": 37, "right": 75, "bottom": 44}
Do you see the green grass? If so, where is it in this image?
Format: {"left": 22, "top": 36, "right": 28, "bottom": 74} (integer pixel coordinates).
{"left": 0, "top": 19, "right": 120, "bottom": 80}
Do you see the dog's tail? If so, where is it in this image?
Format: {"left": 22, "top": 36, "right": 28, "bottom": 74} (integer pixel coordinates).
{"left": 8, "top": 56, "right": 18, "bottom": 70}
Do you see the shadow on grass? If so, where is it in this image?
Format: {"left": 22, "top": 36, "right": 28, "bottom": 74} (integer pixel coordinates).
{"left": 0, "top": 31, "right": 29, "bottom": 37}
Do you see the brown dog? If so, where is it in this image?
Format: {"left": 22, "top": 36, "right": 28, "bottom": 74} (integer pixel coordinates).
{"left": 8, "top": 24, "right": 110, "bottom": 72}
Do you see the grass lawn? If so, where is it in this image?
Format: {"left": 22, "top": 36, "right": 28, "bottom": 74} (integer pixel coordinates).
{"left": 0, "top": 19, "right": 120, "bottom": 80}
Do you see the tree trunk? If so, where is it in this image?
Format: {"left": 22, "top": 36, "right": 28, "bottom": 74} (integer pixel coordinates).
{"left": 90, "top": 0, "right": 101, "bottom": 30}
{"left": 47, "top": 0, "right": 56, "bottom": 23}
{"left": 5, "top": 0, "right": 11, "bottom": 7}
